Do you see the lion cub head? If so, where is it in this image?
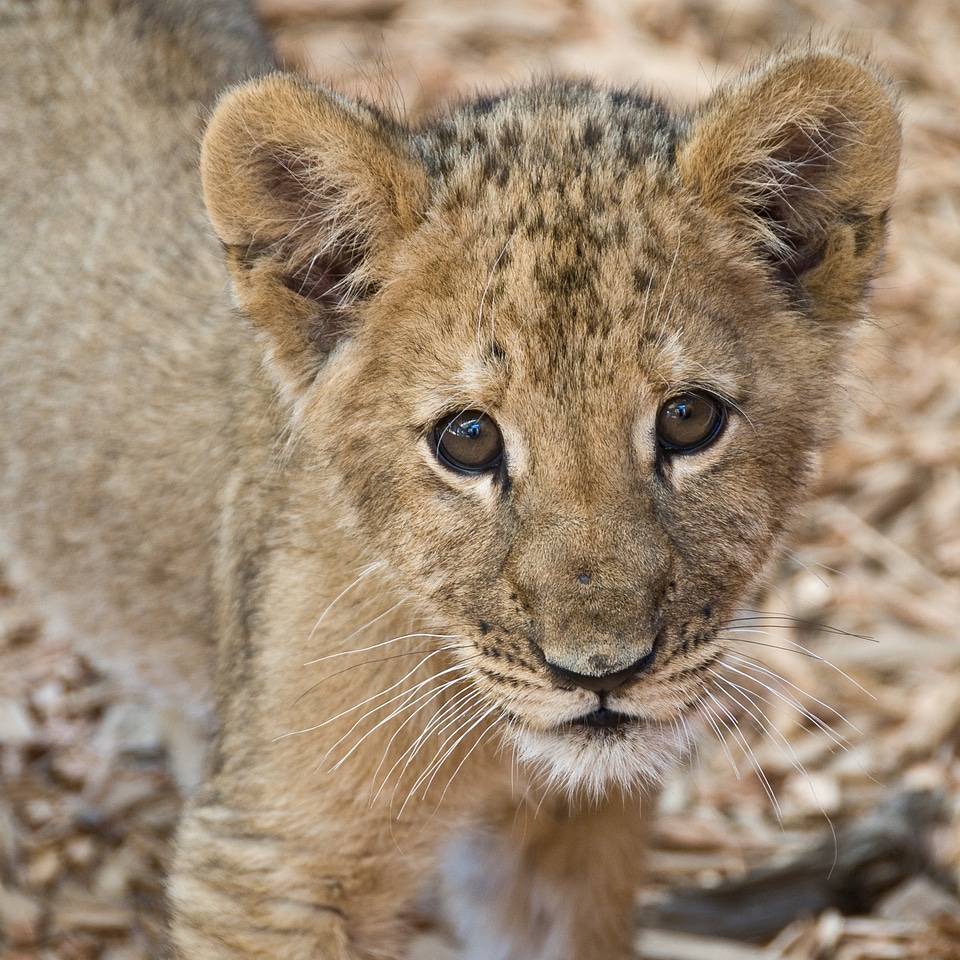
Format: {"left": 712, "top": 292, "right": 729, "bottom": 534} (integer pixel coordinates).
{"left": 201, "top": 49, "right": 899, "bottom": 795}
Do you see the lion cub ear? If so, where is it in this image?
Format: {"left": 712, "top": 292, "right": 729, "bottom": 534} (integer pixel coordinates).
{"left": 201, "top": 73, "right": 428, "bottom": 400}
{"left": 676, "top": 48, "right": 900, "bottom": 317}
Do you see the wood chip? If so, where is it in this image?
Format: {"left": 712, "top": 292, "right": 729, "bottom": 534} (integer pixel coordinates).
{"left": 635, "top": 929, "right": 776, "bottom": 960}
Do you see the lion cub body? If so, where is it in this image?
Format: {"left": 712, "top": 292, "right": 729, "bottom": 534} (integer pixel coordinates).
{"left": 0, "top": 2, "right": 899, "bottom": 958}
{"left": 0, "top": 0, "right": 272, "bottom": 708}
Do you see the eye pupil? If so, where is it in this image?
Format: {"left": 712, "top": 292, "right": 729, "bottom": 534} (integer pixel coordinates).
{"left": 656, "top": 392, "right": 725, "bottom": 453}
{"left": 434, "top": 410, "right": 504, "bottom": 474}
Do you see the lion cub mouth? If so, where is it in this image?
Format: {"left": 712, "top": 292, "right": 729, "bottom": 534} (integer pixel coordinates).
{"left": 569, "top": 706, "right": 633, "bottom": 730}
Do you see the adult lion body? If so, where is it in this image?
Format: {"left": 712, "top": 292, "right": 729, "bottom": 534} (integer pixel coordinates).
{"left": 0, "top": 1, "right": 899, "bottom": 957}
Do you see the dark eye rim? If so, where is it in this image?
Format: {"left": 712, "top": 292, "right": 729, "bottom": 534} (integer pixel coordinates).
{"left": 655, "top": 390, "right": 728, "bottom": 454}
{"left": 431, "top": 410, "right": 505, "bottom": 475}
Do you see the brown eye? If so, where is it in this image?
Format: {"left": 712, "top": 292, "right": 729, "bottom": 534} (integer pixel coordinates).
{"left": 433, "top": 410, "right": 504, "bottom": 474}
{"left": 656, "top": 392, "right": 726, "bottom": 453}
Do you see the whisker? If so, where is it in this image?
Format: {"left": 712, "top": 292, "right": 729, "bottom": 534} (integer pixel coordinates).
{"left": 476, "top": 237, "right": 512, "bottom": 353}
{"left": 304, "top": 561, "right": 386, "bottom": 644}
{"left": 374, "top": 683, "right": 485, "bottom": 803}
{"left": 298, "top": 647, "right": 471, "bottom": 705}
{"left": 707, "top": 681, "right": 786, "bottom": 821}
{"left": 781, "top": 546, "right": 846, "bottom": 582}
{"left": 409, "top": 696, "right": 495, "bottom": 796}
{"left": 303, "top": 631, "right": 462, "bottom": 667}
{"left": 328, "top": 670, "right": 470, "bottom": 773}
{"left": 708, "top": 670, "right": 839, "bottom": 833}
{"left": 721, "top": 653, "right": 859, "bottom": 743}
{"left": 724, "top": 615, "right": 873, "bottom": 642}
{"left": 724, "top": 630, "right": 876, "bottom": 699}
{"left": 435, "top": 717, "right": 501, "bottom": 807}
{"left": 410, "top": 699, "right": 491, "bottom": 798}
{"left": 698, "top": 697, "right": 741, "bottom": 779}
{"left": 277, "top": 651, "right": 460, "bottom": 740}
{"left": 334, "top": 598, "right": 409, "bottom": 646}
{"left": 712, "top": 668, "right": 832, "bottom": 763}
{"left": 652, "top": 231, "right": 682, "bottom": 334}
{"left": 702, "top": 688, "right": 782, "bottom": 820}
{"left": 400, "top": 703, "right": 499, "bottom": 817}
{"left": 294, "top": 634, "right": 467, "bottom": 708}
{"left": 401, "top": 685, "right": 487, "bottom": 770}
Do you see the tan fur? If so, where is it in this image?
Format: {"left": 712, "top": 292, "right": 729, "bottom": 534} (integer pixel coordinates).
{"left": 0, "top": 2, "right": 899, "bottom": 958}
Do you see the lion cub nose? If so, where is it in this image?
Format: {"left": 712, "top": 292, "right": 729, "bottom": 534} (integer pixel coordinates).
{"left": 546, "top": 651, "right": 655, "bottom": 694}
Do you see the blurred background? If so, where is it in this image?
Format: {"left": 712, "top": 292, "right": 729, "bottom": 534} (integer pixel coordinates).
{"left": 2, "top": 1, "right": 960, "bottom": 958}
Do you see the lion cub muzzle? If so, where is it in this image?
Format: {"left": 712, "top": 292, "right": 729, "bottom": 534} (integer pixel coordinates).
{"left": 506, "top": 510, "right": 671, "bottom": 687}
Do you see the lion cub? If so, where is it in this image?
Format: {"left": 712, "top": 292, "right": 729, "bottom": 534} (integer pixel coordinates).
{"left": 0, "top": 0, "right": 899, "bottom": 957}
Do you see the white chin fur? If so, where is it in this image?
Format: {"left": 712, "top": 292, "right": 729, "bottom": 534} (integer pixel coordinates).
{"left": 507, "top": 719, "right": 693, "bottom": 800}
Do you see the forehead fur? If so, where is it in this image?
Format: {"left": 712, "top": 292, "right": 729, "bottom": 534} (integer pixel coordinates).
{"left": 414, "top": 81, "right": 679, "bottom": 187}
{"left": 363, "top": 84, "right": 774, "bottom": 407}
{"left": 202, "top": 49, "right": 899, "bottom": 429}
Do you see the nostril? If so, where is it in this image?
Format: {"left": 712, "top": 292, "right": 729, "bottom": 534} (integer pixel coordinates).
{"left": 547, "top": 649, "right": 656, "bottom": 694}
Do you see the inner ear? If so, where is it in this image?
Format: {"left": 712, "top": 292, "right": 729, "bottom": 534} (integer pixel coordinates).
{"left": 676, "top": 48, "right": 900, "bottom": 302}
{"left": 250, "top": 149, "right": 377, "bottom": 302}
{"left": 280, "top": 246, "right": 367, "bottom": 311}
{"left": 201, "top": 73, "right": 428, "bottom": 398}
{"left": 751, "top": 115, "right": 847, "bottom": 281}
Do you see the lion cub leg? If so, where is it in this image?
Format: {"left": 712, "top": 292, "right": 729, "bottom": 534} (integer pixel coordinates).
{"left": 442, "top": 791, "right": 654, "bottom": 960}
{"left": 169, "top": 788, "right": 438, "bottom": 960}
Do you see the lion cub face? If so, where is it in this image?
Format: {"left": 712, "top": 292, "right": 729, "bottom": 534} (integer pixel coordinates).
{"left": 202, "top": 52, "right": 899, "bottom": 795}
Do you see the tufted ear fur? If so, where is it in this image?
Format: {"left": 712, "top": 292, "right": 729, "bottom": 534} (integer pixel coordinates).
{"left": 676, "top": 49, "right": 900, "bottom": 318}
{"left": 201, "top": 73, "right": 428, "bottom": 400}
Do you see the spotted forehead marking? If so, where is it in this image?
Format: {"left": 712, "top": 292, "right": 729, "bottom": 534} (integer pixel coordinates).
{"left": 415, "top": 80, "right": 680, "bottom": 184}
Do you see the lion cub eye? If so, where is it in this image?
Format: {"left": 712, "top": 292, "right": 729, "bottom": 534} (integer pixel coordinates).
{"left": 433, "top": 410, "right": 504, "bottom": 474}
{"left": 656, "top": 391, "right": 726, "bottom": 453}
